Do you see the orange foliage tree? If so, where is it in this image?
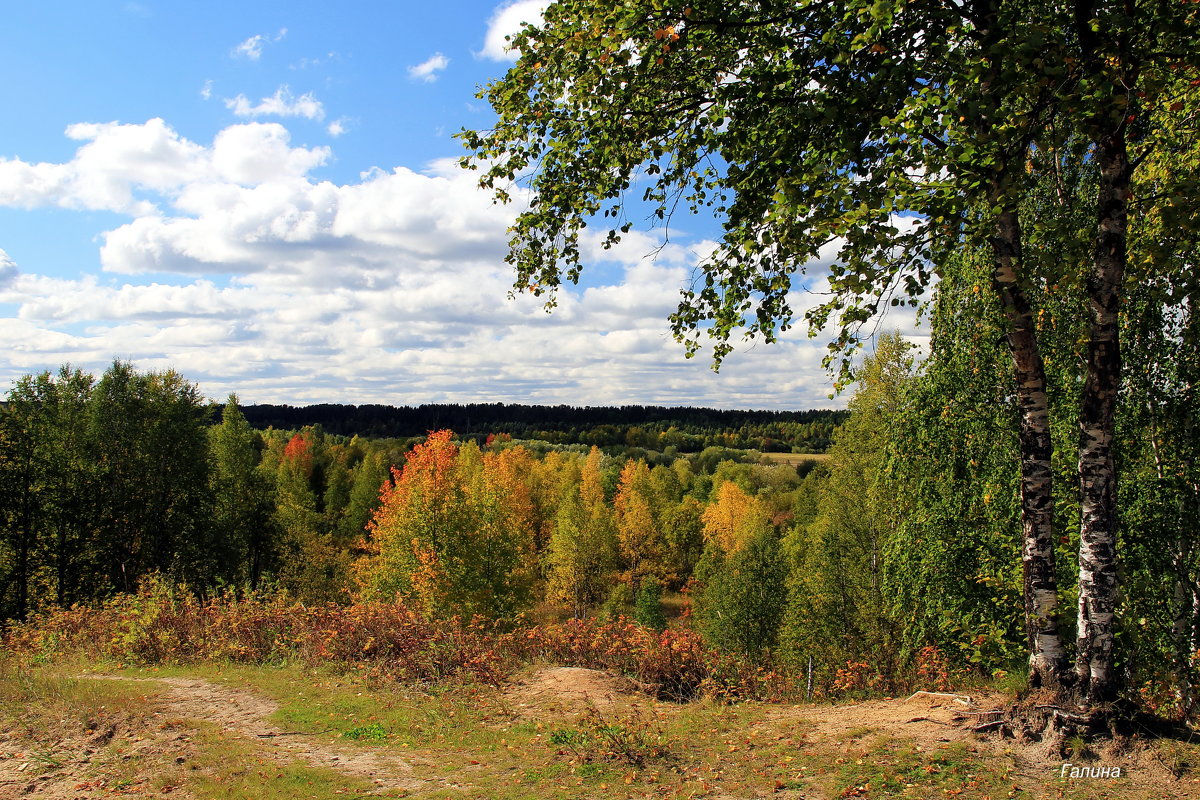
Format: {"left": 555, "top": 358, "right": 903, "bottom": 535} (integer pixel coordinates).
{"left": 355, "top": 431, "right": 535, "bottom": 618}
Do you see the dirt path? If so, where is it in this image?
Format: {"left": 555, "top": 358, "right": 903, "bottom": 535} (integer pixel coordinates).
{"left": 0, "top": 674, "right": 445, "bottom": 799}
{"left": 118, "top": 675, "right": 435, "bottom": 792}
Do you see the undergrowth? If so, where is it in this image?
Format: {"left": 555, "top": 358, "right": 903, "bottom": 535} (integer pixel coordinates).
{"left": 1, "top": 578, "right": 975, "bottom": 703}
{"left": 548, "top": 702, "right": 671, "bottom": 766}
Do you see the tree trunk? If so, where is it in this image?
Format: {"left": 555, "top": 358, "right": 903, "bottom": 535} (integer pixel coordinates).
{"left": 1075, "top": 128, "right": 1129, "bottom": 706}
{"left": 989, "top": 205, "right": 1068, "bottom": 690}
{"left": 1173, "top": 535, "right": 1196, "bottom": 718}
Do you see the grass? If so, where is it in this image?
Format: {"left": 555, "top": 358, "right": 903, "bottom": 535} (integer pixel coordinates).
{"left": 4, "top": 657, "right": 1200, "bottom": 799}
{"left": 821, "top": 736, "right": 1031, "bottom": 799}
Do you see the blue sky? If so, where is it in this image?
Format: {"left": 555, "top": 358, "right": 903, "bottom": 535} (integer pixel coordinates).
{"left": 0, "top": 1, "right": 894, "bottom": 409}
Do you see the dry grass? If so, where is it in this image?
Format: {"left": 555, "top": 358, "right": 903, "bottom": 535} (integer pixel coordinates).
{"left": 5, "top": 658, "right": 1200, "bottom": 800}
{"left": 759, "top": 452, "right": 832, "bottom": 466}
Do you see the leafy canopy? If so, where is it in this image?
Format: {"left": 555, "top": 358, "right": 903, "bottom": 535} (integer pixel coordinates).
{"left": 462, "top": 0, "right": 1196, "bottom": 377}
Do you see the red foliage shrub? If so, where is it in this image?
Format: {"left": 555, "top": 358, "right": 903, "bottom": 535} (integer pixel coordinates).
{"left": 3, "top": 583, "right": 799, "bottom": 702}
{"left": 504, "top": 616, "right": 712, "bottom": 700}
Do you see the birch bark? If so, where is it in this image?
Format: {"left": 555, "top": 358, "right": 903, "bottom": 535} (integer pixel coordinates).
{"left": 989, "top": 204, "right": 1068, "bottom": 689}
{"left": 1075, "top": 130, "right": 1129, "bottom": 705}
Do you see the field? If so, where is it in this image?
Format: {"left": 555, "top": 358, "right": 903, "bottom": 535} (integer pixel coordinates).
{"left": 3, "top": 658, "right": 1197, "bottom": 800}
{"left": 758, "top": 452, "right": 832, "bottom": 467}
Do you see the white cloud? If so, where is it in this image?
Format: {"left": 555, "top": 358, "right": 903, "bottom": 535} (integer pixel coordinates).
{"left": 225, "top": 86, "right": 325, "bottom": 121}
{"left": 200, "top": 80, "right": 213, "bottom": 100}
{"left": 327, "top": 118, "right": 349, "bottom": 137}
{"left": 0, "top": 248, "right": 16, "bottom": 289}
{"left": 480, "top": 0, "right": 549, "bottom": 61}
{"left": 232, "top": 28, "right": 286, "bottom": 61}
{"left": 0, "top": 117, "right": 845, "bottom": 410}
{"left": 0, "top": 119, "right": 328, "bottom": 215}
{"left": 0, "top": 118, "right": 209, "bottom": 214}
{"left": 233, "top": 34, "right": 266, "bottom": 60}
{"left": 408, "top": 53, "right": 450, "bottom": 82}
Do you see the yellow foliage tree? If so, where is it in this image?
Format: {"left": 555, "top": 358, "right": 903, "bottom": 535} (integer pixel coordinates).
{"left": 701, "top": 480, "right": 771, "bottom": 554}
{"left": 545, "top": 447, "right": 617, "bottom": 618}
{"left": 614, "top": 459, "right": 665, "bottom": 591}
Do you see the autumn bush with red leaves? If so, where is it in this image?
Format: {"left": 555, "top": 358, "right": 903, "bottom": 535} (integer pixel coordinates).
{"left": 1, "top": 579, "right": 749, "bottom": 698}
{"left": 4, "top": 578, "right": 958, "bottom": 702}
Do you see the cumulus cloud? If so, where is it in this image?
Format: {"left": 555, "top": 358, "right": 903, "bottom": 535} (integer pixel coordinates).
{"left": 0, "top": 116, "right": 845, "bottom": 409}
{"left": 0, "top": 118, "right": 209, "bottom": 214}
{"left": 225, "top": 86, "right": 325, "bottom": 120}
{"left": 480, "top": 0, "right": 549, "bottom": 61}
{"left": 0, "top": 119, "right": 329, "bottom": 215}
{"left": 408, "top": 53, "right": 450, "bottom": 82}
{"left": 327, "top": 118, "right": 349, "bottom": 137}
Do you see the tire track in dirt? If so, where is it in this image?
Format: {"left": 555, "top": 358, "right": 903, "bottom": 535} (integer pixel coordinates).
{"left": 79, "top": 675, "right": 445, "bottom": 794}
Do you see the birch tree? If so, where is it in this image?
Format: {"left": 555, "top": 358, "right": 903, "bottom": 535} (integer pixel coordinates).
{"left": 463, "top": 0, "right": 1200, "bottom": 708}
{"left": 545, "top": 447, "right": 618, "bottom": 618}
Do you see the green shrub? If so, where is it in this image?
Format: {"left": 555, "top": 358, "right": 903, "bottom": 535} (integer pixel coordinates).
{"left": 634, "top": 582, "right": 667, "bottom": 632}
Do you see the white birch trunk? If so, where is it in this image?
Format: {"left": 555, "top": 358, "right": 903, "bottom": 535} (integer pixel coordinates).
{"left": 1074, "top": 128, "right": 1128, "bottom": 706}
{"left": 989, "top": 204, "right": 1068, "bottom": 689}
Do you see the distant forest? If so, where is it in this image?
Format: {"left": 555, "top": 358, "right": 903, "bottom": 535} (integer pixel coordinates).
{"left": 238, "top": 403, "right": 847, "bottom": 453}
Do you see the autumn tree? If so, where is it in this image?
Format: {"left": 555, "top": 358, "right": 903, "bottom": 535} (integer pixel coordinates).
{"left": 691, "top": 477, "right": 783, "bottom": 654}
{"left": 463, "top": 0, "right": 1200, "bottom": 707}
{"left": 357, "top": 431, "right": 535, "bottom": 618}
{"left": 458, "top": 442, "right": 538, "bottom": 616}
{"left": 269, "top": 429, "right": 347, "bottom": 601}
{"left": 545, "top": 447, "right": 618, "bottom": 618}
{"left": 701, "top": 481, "right": 770, "bottom": 556}
{"left": 613, "top": 459, "right": 667, "bottom": 592}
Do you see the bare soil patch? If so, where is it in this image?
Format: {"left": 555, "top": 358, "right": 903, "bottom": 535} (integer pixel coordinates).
{"left": 0, "top": 691, "right": 199, "bottom": 799}
{"left": 766, "top": 690, "right": 1003, "bottom": 746}
{"left": 501, "top": 666, "right": 645, "bottom": 718}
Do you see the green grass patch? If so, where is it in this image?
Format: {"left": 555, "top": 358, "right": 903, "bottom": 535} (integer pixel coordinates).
{"left": 817, "top": 736, "right": 1031, "bottom": 799}
{"left": 343, "top": 721, "right": 390, "bottom": 741}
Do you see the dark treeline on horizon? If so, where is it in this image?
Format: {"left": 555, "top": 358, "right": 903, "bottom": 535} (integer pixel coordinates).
{"left": 238, "top": 402, "right": 847, "bottom": 453}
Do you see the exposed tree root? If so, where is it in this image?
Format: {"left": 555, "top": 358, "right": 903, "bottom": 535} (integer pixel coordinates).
{"left": 970, "top": 688, "right": 1196, "bottom": 763}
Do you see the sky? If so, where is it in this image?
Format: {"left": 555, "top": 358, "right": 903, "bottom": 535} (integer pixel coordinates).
{"left": 0, "top": 1, "right": 918, "bottom": 410}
